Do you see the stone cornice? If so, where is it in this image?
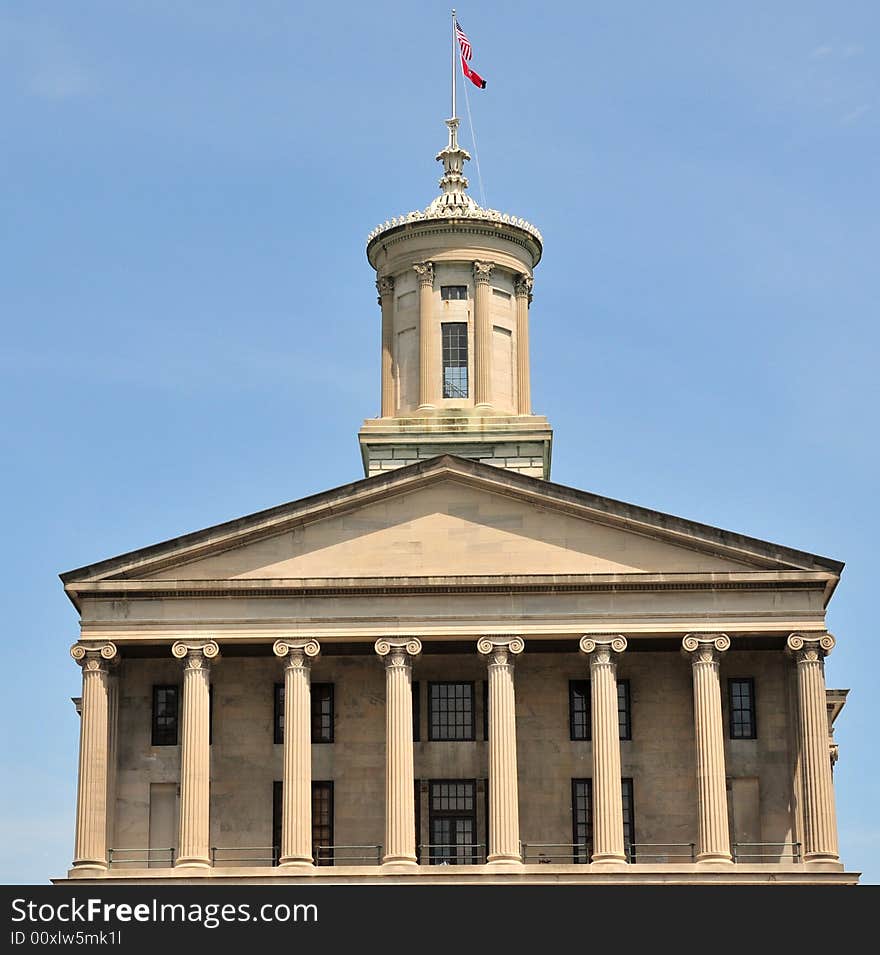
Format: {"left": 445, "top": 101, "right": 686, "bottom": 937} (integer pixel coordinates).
{"left": 64, "top": 571, "right": 833, "bottom": 604}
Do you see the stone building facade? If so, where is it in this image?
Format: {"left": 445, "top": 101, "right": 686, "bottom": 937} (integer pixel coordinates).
{"left": 56, "top": 116, "right": 857, "bottom": 885}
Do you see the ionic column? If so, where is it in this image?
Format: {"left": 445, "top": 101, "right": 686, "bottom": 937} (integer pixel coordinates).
{"left": 273, "top": 638, "right": 320, "bottom": 867}
{"left": 375, "top": 637, "right": 422, "bottom": 866}
{"left": 682, "top": 634, "right": 732, "bottom": 863}
{"left": 579, "top": 635, "right": 628, "bottom": 864}
{"left": 514, "top": 274, "right": 533, "bottom": 415}
{"left": 106, "top": 664, "right": 120, "bottom": 855}
{"left": 414, "top": 262, "right": 435, "bottom": 410}
{"left": 70, "top": 642, "right": 118, "bottom": 871}
{"left": 377, "top": 276, "right": 395, "bottom": 417}
{"left": 473, "top": 261, "right": 495, "bottom": 410}
{"left": 787, "top": 633, "right": 839, "bottom": 863}
{"left": 172, "top": 640, "right": 219, "bottom": 868}
{"left": 478, "top": 636, "right": 524, "bottom": 864}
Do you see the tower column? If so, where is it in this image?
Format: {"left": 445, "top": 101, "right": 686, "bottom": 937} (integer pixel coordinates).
{"left": 787, "top": 633, "right": 839, "bottom": 863}
{"left": 377, "top": 276, "right": 395, "bottom": 417}
{"left": 682, "top": 634, "right": 733, "bottom": 863}
{"left": 579, "top": 636, "right": 628, "bottom": 864}
{"left": 473, "top": 261, "right": 495, "bottom": 410}
{"left": 375, "top": 637, "right": 422, "bottom": 866}
{"left": 414, "top": 262, "right": 435, "bottom": 410}
{"left": 70, "top": 642, "right": 118, "bottom": 871}
{"left": 478, "top": 636, "right": 524, "bottom": 865}
{"left": 514, "top": 274, "right": 533, "bottom": 415}
{"left": 172, "top": 640, "right": 219, "bottom": 868}
{"left": 273, "top": 638, "right": 321, "bottom": 867}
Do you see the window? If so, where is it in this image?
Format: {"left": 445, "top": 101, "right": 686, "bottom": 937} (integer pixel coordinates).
{"left": 441, "top": 285, "right": 467, "bottom": 300}
{"left": 273, "top": 781, "right": 334, "bottom": 866}
{"left": 572, "top": 778, "right": 636, "bottom": 863}
{"left": 428, "top": 780, "right": 477, "bottom": 864}
{"left": 622, "top": 778, "right": 635, "bottom": 860}
{"left": 274, "top": 682, "right": 335, "bottom": 744}
{"left": 312, "top": 684, "right": 334, "bottom": 743}
{"left": 569, "top": 679, "right": 632, "bottom": 740}
{"left": 312, "top": 781, "right": 334, "bottom": 865}
{"left": 572, "top": 779, "right": 592, "bottom": 863}
{"left": 413, "top": 680, "right": 421, "bottom": 742}
{"left": 441, "top": 322, "right": 468, "bottom": 398}
{"left": 273, "top": 683, "right": 284, "bottom": 745}
{"left": 428, "top": 682, "right": 475, "bottom": 741}
{"left": 152, "top": 685, "right": 179, "bottom": 746}
{"left": 729, "top": 678, "right": 757, "bottom": 739}
{"left": 482, "top": 680, "right": 489, "bottom": 741}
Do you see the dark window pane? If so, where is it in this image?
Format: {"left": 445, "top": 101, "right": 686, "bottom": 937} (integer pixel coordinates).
{"left": 622, "top": 778, "right": 635, "bottom": 858}
{"left": 312, "top": 684, "right": 334, "bottom": 743}
{"left": 729, "top": 678, "right": 756, "bottom": 739}
{"left": 428, "top": 682, "right": 475, "bottom": 741}
{"left": 413, "top": 680, "right": 421, "bottom": 742}
{"left": 274, "top": 683, "right": 284, "bottom": 744}
{"left": 441, "top": 322, "right": 468, "bottom": 398}
{"left": 569, "top": 680, "right": 590, "bottom": 740}
{"left": 618, "top": 680, "right": 631, "bottom": 740}
{"left": 152, "top": 685, "right": 179, "bottom": 746}
{"left": 428, "top": 780, "right": 477, "bottom": 864}
{"left": 312, "top": 781, "right": 334, "bottom": 865}
{"left": 572, "top": 779, "right": 593, "bottom": 863}
{"left": 441, "top": 285, "right": 467, "bottom": 301}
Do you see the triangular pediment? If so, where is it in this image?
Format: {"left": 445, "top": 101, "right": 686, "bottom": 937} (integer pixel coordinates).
{"left": 62, "top": 457, "right": 842, "bottom": 592}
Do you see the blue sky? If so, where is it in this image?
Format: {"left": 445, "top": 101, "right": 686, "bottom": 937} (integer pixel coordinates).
{"left": 1, "top": 1, "right": 877, "bottom": 883}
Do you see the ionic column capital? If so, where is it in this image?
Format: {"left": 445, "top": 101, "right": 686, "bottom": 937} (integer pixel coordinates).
{"left": 70, "top": 642, "right": 118, "bottom": 671}
{"left": 473, "top": 260, "right": 495, "bottom": 284}
{"left": 273, "top": 638, "right": 321, "bottom": 669}
{"left": 413, "top": 261, "right": 434, "bottom": 286}
{"left": 579, "top": 635, "right": 627, "bottom": 662}
{"left": 514, "top": 273, "right": 533, "bottom": 302}
{"left": 682, "top": 633, "right": 731, "bottom": 662}
{"left": 375, "top": 637, "right": 422, "bottom": 668}
{"left": 787, "top": 632, "right": 835, "bottom": 661}
{"left": 478, "top": 635, "right": 524, "bottom": 666}
{"left": 171, "top": 640, "right": 220, "bottom": 671}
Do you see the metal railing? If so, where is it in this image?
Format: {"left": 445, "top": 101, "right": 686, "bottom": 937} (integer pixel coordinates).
{"left": 521, "top": 843, "right": 591, "bottom": 864}
{"left": 733, "top": 842, "right": 801, "bottom": 863}
{"left": 315, "top": 845, "right": 383, "bottom": 865}
{"left": 419, "top": 843, "right": 486, "bottom": 865}
{"left": 211, "top": 846, "right": 276, "bottom": 866}
{"left": 629, "top": 843, "right": 697, "bottom": 863}
{"left": 108, "top": 848, "right": 174, "bottom": 868}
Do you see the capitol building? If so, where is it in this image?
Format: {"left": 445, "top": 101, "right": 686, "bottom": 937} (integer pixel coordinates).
{"left": 57, "top": 110, "right": 858, "bottom": 885}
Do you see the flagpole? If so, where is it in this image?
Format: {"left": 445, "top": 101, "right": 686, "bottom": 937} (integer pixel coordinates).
{"left": 451, "top": 8, "right": 457, "bottom": 123}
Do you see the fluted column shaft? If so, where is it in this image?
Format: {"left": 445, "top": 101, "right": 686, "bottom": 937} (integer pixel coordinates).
{"left": 683, "top": 634, "right": 732, "bottom": 863}
{"left": 473, "top": 262, "right": 494, "bottom": 409}
{"left": 106, "top": 667, "right": 120, "bottom": 854}
{"left": 479, "top": 636, "right": 524, "bottom": 864}
{"left": 70, "top": 642, "right": 118, "bottom": 870}
{"left": 172, "top": 640, "right": 219, "bottom": 868}
{"left": 273, "top": 639, "right": 320, "bottom": 867}
{"left": 375, "top": 638, "right": 422, "bottom": 865}
{"left": 788, "top": 633, "right": 839, "bottom": 862}
{"left": 580, "top": 636, "right": 628, "bottom": 863}
{"left": 377, "top": 276, "right": 395, "bottom": 417}
{"left": 514, "top": 275, "right": 533, "bottom": 415}
{"left": 415, "top": 262, "right": 435, "bottom": 409}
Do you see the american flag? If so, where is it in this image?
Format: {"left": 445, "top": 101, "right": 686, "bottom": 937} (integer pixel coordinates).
{"left": 455, "top": 20, "right": 472, "bottom": 61}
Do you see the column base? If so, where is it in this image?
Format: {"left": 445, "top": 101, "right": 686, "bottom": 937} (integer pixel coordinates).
{"left": 174, "top": 858, "right": 211, "bottom": 869}
{"left": 417, "top": 404, "right": 436, "bottom": 412}
{"left": 71, "top": 860, "right": 108, "bottom": 873}
{"left": 696, "top": 853, "right": 734, "bottom": 865}
{"left": 474, "top": 403, "right": 493, "bottom": 413}
{"left": 278, "top": 859, "right": 315, "bottom": 871}
{"left": 486, "top": 855, "right": 523, "bottom": 868}
{"left": 804, "top": 855, "right": 842, "bottom": 869}
{"left": 591, "top": 853, "right": 628, "bottom": 865}
{"left": 381, "top": 858, "right": 419, "bottom": 872}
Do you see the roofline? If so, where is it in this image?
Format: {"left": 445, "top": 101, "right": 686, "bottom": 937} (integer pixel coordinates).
{"left": 60, "top": 454, "right": 845, "bottom": 586}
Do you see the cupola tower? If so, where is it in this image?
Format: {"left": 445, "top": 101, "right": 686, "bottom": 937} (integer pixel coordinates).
{"left": 359, "top": 117, "right": 553, "bottom": 479}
